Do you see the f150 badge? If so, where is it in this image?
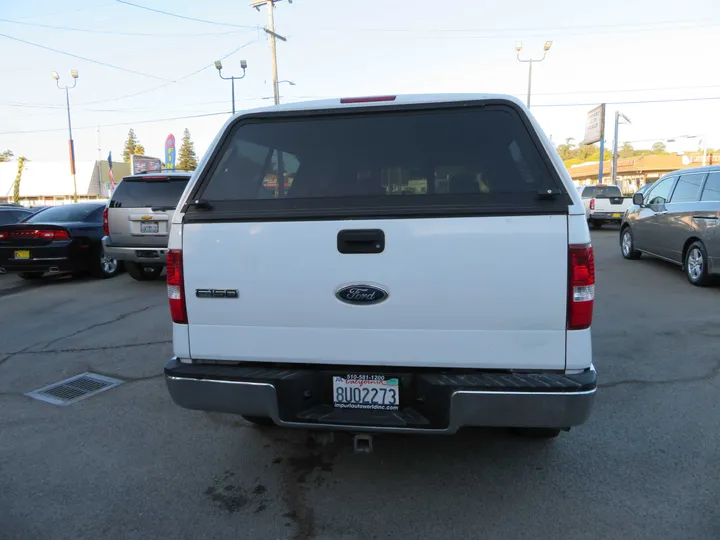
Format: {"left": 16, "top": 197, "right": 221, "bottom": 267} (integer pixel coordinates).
{"left": 335, "top": 284, "right": 388, "bottom": 305}
{"left": 195, "top": 289, "right": 239, "bottom": 298}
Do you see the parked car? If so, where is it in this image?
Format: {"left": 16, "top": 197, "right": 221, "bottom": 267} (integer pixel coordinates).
{"left": 0, "top": 202, "right": 122, "bottom": 280}
{"left": 162, "top": 94, "right": 597, "bottom": 441}
{"left": 102, "top": 171, "right": 192, "bottom": 281}
{"left": 578, "top": 184, "right": 633, "bottom": 228}
{"left": 0, "top": 206, "right": 34, "bottom": 226}
{"left": 621, "top": 165, "right": 720, "bottom": 286}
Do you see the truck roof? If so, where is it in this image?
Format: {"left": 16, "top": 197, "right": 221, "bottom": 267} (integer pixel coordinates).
{"left": 232, "top": 93, "right": 528, "bottom": 116}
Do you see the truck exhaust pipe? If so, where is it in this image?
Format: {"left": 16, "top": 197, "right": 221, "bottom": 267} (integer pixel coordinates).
{"left": 48, "top": 267, "right": 60, "bottom": 274}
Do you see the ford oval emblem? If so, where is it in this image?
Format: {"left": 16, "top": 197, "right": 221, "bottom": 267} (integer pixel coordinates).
{"left": 336, "top": 284, "right": 389, "bottom": 305}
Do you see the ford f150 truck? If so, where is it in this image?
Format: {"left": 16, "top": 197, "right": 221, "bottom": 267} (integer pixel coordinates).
{"left": 579, "top": 184, "right": 632, "bottom": 228}
{"left": 163, "top": 94, "right": 597, "bottom": 440}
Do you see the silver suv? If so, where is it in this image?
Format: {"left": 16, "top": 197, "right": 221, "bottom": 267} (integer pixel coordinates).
{"left": 102, "top": 171, "right": 191, "bottom": 281}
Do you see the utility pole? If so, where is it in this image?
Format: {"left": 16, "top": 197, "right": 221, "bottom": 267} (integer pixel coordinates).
{"left": 251, "top": 0, "right": 289, "bottom": 106}
{"left": 611, "top": 111, "right": 631, "bottom": 186}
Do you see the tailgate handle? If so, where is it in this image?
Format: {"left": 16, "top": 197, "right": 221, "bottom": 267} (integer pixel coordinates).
{"left": 337, "top": 229, "right": 385, "bottom": 254}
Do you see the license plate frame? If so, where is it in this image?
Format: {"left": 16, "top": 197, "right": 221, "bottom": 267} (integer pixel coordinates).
{"left": 140, "top": 221, "right": 159, "bottom": 234}
{"left": 332, "top": 374, "right": 400, "bottom": 411}
{"left": 14, "top": 250, "right": 30, "bottom": 260}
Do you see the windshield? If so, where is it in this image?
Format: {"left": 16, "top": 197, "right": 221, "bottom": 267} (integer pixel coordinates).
{"left": 110, "top": 178, "right": 190, "bottom": 208}
{"left": 23, "top": 204, "right": 100, "bottom": 223}
{"left": 582, "top": 185, "right": 622, "bottom": 198}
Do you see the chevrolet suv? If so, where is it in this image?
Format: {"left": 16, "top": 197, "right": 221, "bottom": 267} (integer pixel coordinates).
{"left": 102, "top": 171, "right": 191, "bottom": 281}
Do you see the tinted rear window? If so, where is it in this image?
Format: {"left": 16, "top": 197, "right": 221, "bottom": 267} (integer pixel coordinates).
{"left": 582, "top": 185, "right": 622, "bottom": 198}
{"left": 110, "top": 176, "right": 190, "bottom": 208}
{"left": 191, "top": 104, "right": 566, "bottom": 219}
{"left": 24, "top": 204, "right": 100, "bottom": 223}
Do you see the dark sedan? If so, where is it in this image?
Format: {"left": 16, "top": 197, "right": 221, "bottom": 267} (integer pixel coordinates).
{"left": 0, "top": 202, "right": 122, "bottom": 280}
{"left": 0, "top": 206, "right": 34, "bottom": 225}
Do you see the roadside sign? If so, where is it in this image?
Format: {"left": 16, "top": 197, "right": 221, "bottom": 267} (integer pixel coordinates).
{"left": 130, "top": 155, "right": 163, "bottom": 175}
{"left": 165, "top": 134, "right": 176, "bottom": 171}
{"left": 583, "top": 104, "right": 605, "bottom": 145}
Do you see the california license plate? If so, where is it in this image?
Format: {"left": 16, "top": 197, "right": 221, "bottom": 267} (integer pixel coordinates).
{"left": 140, "top": 221, "right": 159, "bottom": 234}
{"left": 14, "top": 250, "right": 30, "bottom": 260}
{"left": 333, "top": 374, "right": 399, "bottom": 411}
{"left": 612, "top": 213, "right": 621, "bottom": 219}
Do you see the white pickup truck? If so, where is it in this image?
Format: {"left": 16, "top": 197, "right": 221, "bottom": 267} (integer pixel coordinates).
{"left": 578, "top": 184, "right": 632, "bottom": 228}
{"left": 163, "top": 94, "right": 597, "bottom": 442}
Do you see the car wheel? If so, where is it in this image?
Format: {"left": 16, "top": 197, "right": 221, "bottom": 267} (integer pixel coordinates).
{"left": 620, "top": 227, "right": 642, "bottom": 260}
{"left": 685, "top": 241, "right": 711, "bottom": 287}
{"left": 241, "top": 415, "right": 275, "bottom": 426}
{"left": 92, "top": 250, "right": 122, "bottom": 279}
{"left": 126, "top": 261, "right": 164, "bottom": 281}
{"left": 512, "top": 427, "right": 562, "bottom": 439}
{"left": 18, "top": 271, "right": 44, "bottom": 279}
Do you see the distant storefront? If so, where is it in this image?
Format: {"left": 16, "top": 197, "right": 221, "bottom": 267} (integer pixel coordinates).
{"left": 567, "top": 154, "right": 710, "bottom": 193}
{"left": 0, "top": 160, "right": 131, "bottom": 206}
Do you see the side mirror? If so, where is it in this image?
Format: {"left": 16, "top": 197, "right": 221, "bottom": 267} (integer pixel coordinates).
{"left": 632, "top": 192, "right": 644, "bottom": 206}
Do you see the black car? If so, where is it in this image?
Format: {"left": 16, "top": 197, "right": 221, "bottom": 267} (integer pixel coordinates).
{"left": 0, "top": 206, "right": 34, "bottom": 225}
{"left": 0, "top": 202, "right": 122, "bottom": 280}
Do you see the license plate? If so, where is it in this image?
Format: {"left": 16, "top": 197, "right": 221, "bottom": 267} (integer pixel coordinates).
{"left": 14, "top": 250, "right": 30, "bottom": 260}
{"left": 333, "top": 375, "right": 400, "bottom": 411}
{"left": 612, "top": 213, "right": 621, "bottom": 219}
{"left": 140, "top": 221, "right": 159, "bottom": 234}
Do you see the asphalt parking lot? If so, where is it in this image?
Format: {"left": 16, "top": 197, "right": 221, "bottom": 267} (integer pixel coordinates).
{"left": 1, "top": 228, "right": 718, "bottom": 540}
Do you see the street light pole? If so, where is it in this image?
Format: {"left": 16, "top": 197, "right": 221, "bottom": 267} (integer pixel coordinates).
{"left": 53, "top": 70, "right": 78, "bottom": 203}
{"left": 215, "top": 60, "right": 248, "bottom": 115}
{"left": 611, "top": 111, "right": 631, "bottom": 186}
{"left": 515, "top": 40, "right": 552, "bottom": 109}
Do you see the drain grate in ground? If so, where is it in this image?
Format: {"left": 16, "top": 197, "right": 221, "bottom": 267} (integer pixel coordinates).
{"left": 25, "top": 373, "right": 124, "bottom": 406}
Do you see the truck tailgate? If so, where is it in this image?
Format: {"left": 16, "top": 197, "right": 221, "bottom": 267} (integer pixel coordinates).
{"left": 183, "top": 214, "right": 568, "bottom": 369}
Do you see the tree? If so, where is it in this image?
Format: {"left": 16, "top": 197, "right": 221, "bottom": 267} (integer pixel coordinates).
{"left": 177, "top": 128, "right": 198, "bottom": 170}
{"left": 651, "top": 141, "right": 667, "bottom": 153}
{"left": 0, "top": 149, "right": 14, "bottom": 162}
{"left": 619, "top": 142, "right": 634, "bottom": 158}
{"left": 122, "top": 129, "right": 146, "bottom": 163}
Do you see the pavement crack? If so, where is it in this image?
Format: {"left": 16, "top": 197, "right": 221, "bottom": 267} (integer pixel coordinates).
{"left": 0, "top": 340, "right": 172, "bottom": 357}
{"left": 35, "top": 305, "right": 158, "bottom": 352}
{"left": 599, "top": 360, "right": 720, "bottom": 389}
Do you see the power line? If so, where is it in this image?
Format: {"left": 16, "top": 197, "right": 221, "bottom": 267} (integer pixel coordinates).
{"left": 0, "top": 32, "right": 175, "bottom": 82}
{"left": 74, "top": 38, "right": 259, "bottom": 106}
{"left": 0, "top": 112, "right": 231, "bottom": 136}
{"left": 0, "top": 17, "right": 253, "bottom": 36}
{"left": 115, "top": 0, "right": 259, "bottom": 29}
{"left": 308, "top": 17, "right": 720, "bottom": 36}
{"left": 532, "top": 95, "right": 720, "bottom": 108}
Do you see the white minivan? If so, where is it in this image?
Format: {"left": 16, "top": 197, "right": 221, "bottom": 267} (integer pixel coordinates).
{"left": 163, "top": 94, "right": 597, "bottom": 439}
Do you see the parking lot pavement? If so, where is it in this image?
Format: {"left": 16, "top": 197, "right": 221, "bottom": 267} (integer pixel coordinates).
{"left": 1, "top": 230, "right": 718, "bottom": 540}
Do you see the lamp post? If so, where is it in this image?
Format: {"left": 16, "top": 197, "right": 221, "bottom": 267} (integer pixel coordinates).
{"left": 515, "top": 40, "right": 552, "bottom": 108}
{"left": 215, "top": 60, "right": 248, "bottom": 115}
{"left": 666, "top": 134, "right": 706, "bottom": 166}
{"left": 611, "top": 111, "right": 631, "bottom": 186}
{"left": 52, "top": 70, "right": 79, "bottom": 203}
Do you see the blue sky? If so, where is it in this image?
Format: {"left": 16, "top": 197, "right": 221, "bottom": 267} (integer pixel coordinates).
{"left": 1, "top": 0, "right": 719, "bottom": 163}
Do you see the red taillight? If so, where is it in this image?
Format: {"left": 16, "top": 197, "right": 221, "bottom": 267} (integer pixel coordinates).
{"left": 5, "top": 229, "right": 69, "bottom": 240}
{"left": 589, "top": 198, "right": 595, "bottom": 211}
{"left": 167, "top": 249, "right": 187, "bottom": 324}
{"left": 568, "top": 244, "right": 595, "bottom": 330}
{"left": 103, "top": 207, "right": 109, "bottom": 236}
{"left": 340, "top": 95, "right": 397, "bottom": 103}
